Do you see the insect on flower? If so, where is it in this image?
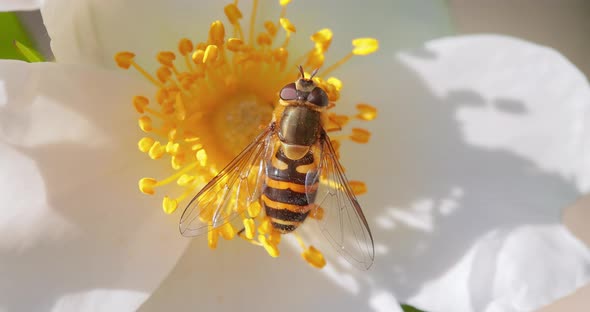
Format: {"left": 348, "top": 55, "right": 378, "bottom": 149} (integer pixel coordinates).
{"left": 179, "top": 66, "right": 375, "bottom": 270}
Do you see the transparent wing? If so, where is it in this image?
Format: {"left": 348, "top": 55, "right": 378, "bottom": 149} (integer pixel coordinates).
{"left": 179, "top": 125, "right": 274, "bottom": 237}
{"left": 305, "top": 131, "right": 375, "bottom": 270}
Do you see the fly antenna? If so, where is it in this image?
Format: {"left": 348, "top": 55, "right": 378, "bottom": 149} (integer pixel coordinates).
{"left": 310, "top": 68, "right": 319, "bottom": 79}
{"left": 298, "top": 65, "right": 305, "bottom": 79}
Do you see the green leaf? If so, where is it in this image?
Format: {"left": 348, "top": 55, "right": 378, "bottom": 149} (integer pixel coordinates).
{"left": 401, "top": 303, "right": 427, "bottom": 312}
{"left": 14, "top": 40, "right": 44, "bottom": 62}
{"left": 0, "top": 12, "right": 43, "bottom": 62}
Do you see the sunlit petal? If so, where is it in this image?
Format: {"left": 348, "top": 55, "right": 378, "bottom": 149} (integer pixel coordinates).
{"left": 380, "top": 35, "right": 589, "bottom": 312}
{"left": 0, "top": 0, "right": 41, "bottom": 11}
{"left": 0, "top": 60, "right": 189, "bottom": 311}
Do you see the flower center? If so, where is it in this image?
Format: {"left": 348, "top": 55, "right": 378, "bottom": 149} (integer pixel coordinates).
{"left": 115, "top": 0, "right": 378, "bottom": 269}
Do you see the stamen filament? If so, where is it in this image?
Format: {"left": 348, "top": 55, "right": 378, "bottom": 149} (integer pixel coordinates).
{"left": 248, "top": 0, "right": 259, "bottom": 45}
{"left": 320, "top": 52, "right": 353, "bottom": 77}
{"left": 131, "top": 62, "right": 165, "bottom": 88}
{"left": 155, "top": 161, "right": 199, "bottom": 186}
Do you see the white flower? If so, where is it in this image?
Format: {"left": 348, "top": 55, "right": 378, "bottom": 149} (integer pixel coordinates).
{"left": 1, "top": 1, "right": 589, "bottom": 312}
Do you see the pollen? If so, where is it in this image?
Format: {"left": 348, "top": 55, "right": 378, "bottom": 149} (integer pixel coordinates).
{"left": 118, "top": 0, "right": 377, "bottom": 269}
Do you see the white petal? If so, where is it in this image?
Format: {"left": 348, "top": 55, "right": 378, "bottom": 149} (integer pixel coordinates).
{"left": 41, "top": 0, "right": 227, "bottom": 69}
{"left": 41, "top": 0, "right": 452, "bottom": 72}
{"left": 345, "top": 35, "right": 588, "bottom": 312}
{"left": 0, "top": 0, "right": 41, "bottom": 11}
{"left": 0, "top": 60, "right": 189, "bottom": 311}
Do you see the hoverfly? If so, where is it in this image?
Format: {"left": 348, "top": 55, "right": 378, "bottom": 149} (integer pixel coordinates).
{"left": 179, "top": 66, "right": 374, "bottom": 270}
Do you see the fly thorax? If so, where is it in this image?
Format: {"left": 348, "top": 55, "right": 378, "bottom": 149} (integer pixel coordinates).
{"left": 278, "top": 106, "right": 320, "bottom": 159}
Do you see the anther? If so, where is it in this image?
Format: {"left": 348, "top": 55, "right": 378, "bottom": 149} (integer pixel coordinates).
{"left": 247, "top": 201, "right": 261, "bottom": 218}
{"left": 156, "top": 66, "right": 172, "bottom": 83}
{"left": 133, "top": 96, "right": 149, "bottom": 113}
{"left": 326, "top": 77, "right": 342, "bottom": 91}
{"left": 224, "top": 3, "right": 243, "bottom": 24}
{"left": 226, "top": 38, "right": 244, "bottom": 52}
{"left": 220, "top": 223, "right": 236, "bottom": 240}
{"left": 350, "top": 128, "right": 371, "bottom": 143}
{"left": 352, "top": 38, "right": 379, "bottom": 55}
{"left": 349, "top": 181, "right": 367, "bottom": 195}
{"left": 302, "top": 246, "right": 326, "bottom": 269}
{"left": 257, "top": 217, "right": 271, "bottom": 234}
{"left": 257, "top": 33, "right": 272, "bottom": 46}
{"left": 279, "top": 18, "right": 296, "bottom": 33}
{"left": 171, "top": 155, "right": 184, "bottom": 170}
{"left": 192, "top": 50, "right": 205, "bottom": 64}
{"left": 139, "top": 178, "right": 158, "bottom": 195}
{"left": 264, "top": 21, "right": 278, "bottom": 37}
{"left": 356, "top": 104, "right": 377, "bottom": 121}
{"left": 311, "top": 207, "right": 324, "bottom": 220}
{"left": 196, "top": 149, "right": 208, "bottom": 166}
{"left": 162, "top": 196, "right": 178, "bottom": 214}
{"left": 165, "top": 141, "right": 180, "bottom": 155}
{"left": 138, "top": 137, "right": 155, "bottom": 153}
{"left": 138, "top": 116, "right": 153, "bottom": 132}
{"left": 259, "top": 235, "right": 280, "bottom": 257}
{"left": 203, "top": 45, "right": 219, "bottom": 64}
{"left": 149, "top": 141, "right": 165, "bottom": 159}
{"left": 208, "top": 225, "right": 219, "bottom": 249}
{"left": 243, "top": 218, "right": 255, "bottom": 239}
{"left": 178, "top": 38, "right": 194, "bottom": 56}
{"left": 209, "top": 21, "right": 226, "bottom": 45}
{"left": 114, "top": 51, "right": 135, "bottom": 69}
{"left": 311, "top": 28, "right": 333, "bottom": 52}
{"left": 157, "top": 51, "right": 176, "bottom": 67}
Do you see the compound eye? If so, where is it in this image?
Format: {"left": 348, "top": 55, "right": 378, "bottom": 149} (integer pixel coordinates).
{"left": 279, "top": 83, "right": 297, "bottom": 100}
{"left": 307, "top": 87, "right": 328, "bottom": 107}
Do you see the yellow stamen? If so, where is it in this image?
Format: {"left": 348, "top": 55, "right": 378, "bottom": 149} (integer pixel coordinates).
{"left": 148, "top": 141, "right": 165, "bottom": 159}
{"left": 157, "top": 51, "right": 176, "bottom": 67}
{"left": 162, "top": 196, "right": 178, "bottom": 214}
{"left": 352, "top": 38, "right": 379, "bottom": 55}
{"left": 118, "top": 0, "right": 377, "bottom": 269}
{"left": 138, "top": 137, "right": 155, "bottom": 153}
{"left": 133, "top": 96, "right": 149, "bottom": 113}
{"left": 156, "top": 66, "right": 172, "bottom": 83}
{"left": 203, "top": 45, "right": 219, "bottom": 64}
{"left": 247, "top": 201, "right": 261, "bottom": 218}
{"left": 310, "top": 207, "right": 324, "bottom": 220}
{"left": 138, "top": 116, "right": 152, "bottom": 132}
{"left": 258, "top": 234, "right": 280, "bottom": 257}
{"left": 264, "top": 21, "right": 278, "bottom": 37}
{"left": 227, "top": 38, "right": 244, "bottom": 51}
{"left": 311, "top": 28, "right": 333, "bottom": 52}
{"left": 208, "top": 225, "right": 219, "bottom": 249}
{"left": 302, "top": 246, "right": 326, "bottom": 269}
{"left": 349, "top": 181, "right": 367, "bottom": 195}
{"left": 243, "top": 218, "right": 255, "bottom": 239}
{"left": 139, "top": 178, "right": 158, "bottom": 195}
{"left": 279, "top": 18, "right": 296, "bottom": 33}
{"left": 209, "top": 21, "right": 225, "bottom": 46}
{"left": 350, "top": 128, "right": 371, "bottom": 143}
{"left": 220, "top": 222, "right": 236, "bottom": 240}
{"left": 356, "top": 103, "right": 377, "bottom": 121}
{"left": 178, "top": 38, "right": 194, "bottom": 56}
{"left": 114, "top": 51, "right": 135, "bottom": 69}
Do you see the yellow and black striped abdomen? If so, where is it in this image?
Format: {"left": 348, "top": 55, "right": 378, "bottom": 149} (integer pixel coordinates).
{"left": 262, "top": 147, "right": 318, "bottom": 233}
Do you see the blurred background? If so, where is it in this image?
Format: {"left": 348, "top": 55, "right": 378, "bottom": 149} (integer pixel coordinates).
{"left": 2, "top": 1, "right": 589, "bottom": 311}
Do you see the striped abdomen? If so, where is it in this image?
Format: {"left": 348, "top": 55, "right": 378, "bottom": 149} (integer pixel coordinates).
{"left": 262, "top": 147, "right": 319, "bottom": 233}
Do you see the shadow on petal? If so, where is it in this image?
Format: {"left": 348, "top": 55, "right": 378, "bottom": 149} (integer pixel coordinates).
{"left": 141, "top": 36, "right": 589, "bottom": 312}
